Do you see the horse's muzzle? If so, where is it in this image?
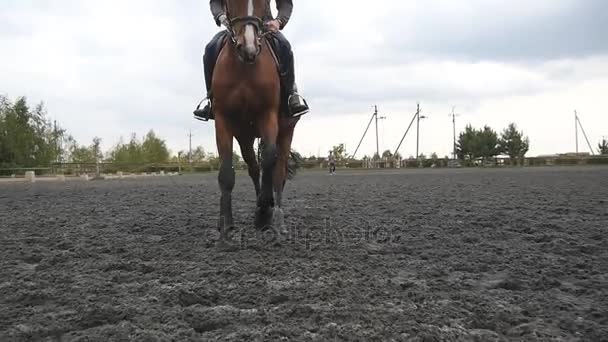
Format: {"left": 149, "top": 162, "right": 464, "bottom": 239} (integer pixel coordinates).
{"left": 236, "top": 43, "right": 260, "bottom": 64}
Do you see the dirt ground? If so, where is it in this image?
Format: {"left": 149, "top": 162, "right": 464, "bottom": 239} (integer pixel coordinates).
{"left": 1, "top": 166, "right": 607, "bottom": 341}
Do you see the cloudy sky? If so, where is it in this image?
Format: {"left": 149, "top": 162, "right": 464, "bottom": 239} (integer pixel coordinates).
{"left": 2, "top": 0, "right": 607, "bottom": 158}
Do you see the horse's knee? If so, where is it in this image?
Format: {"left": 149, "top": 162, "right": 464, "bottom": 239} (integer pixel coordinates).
{"left": 261, "top": 144, "right": 278, "bottom": 170}
{"left": 218, "top": 162, "right": 235, "bottom": 192}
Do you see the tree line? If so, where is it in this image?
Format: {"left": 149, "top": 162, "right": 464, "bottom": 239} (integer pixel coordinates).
{"left": 0, "top": 95, "right": 225, "bottom": 169}
{"left": 2, "top": 95, "right": 606, "bottom": 169}
{"left": 457, "top": 123, "right": 530, "bottom": 165}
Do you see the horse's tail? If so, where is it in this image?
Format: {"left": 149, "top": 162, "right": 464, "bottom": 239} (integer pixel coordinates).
{"left": 287, "top": 149, "right": 303, "bottom": 180}
{"left": 257, "top": 139, "right": 303, "bottom": 180}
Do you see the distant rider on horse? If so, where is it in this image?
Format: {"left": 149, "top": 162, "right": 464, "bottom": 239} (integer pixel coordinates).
{"left": 194, "top": 0, "right": 310, "bottom": 121}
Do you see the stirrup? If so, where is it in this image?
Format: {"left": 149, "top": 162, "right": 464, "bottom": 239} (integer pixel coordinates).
{"left": 193, "top": 98, "right": 212, "bottom": 122}
{"left": 288, "top": 94, "right": 309, "bottom": 117}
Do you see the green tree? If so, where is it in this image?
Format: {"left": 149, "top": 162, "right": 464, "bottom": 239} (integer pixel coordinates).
{"left": 381, "top": 149, "right": 393, "bottom": 159}
{"left": 66, "top": 137, "right": 103, "bottom": 163}
{"left": 430, "top": 152, "right": 439, "bottom": 166}
{"left": 190, "top": 146, "right": 208, "bottom": 162}
{"left": 499, "top": 123, "right": 530, "bottom": 165}
{"left": 0, "top": 96, "right": 64, "bottom": 167}
{"left": 141, "top": 130, "right": 170, "bottom": 163}
{"left": 332, "top": 143, "right": 346, "bottom": 160}
{"left": 478, "top": 126, "right": 500, "bottom": 163}
{"left": 232, "top": 151, "right": 242, "bottom": 168}
{"left": 110, "top": 134, "right": 144, "bottom": 163}
{"left": 457, "top": 125, "right": 479, "bottom": 162}
{"left": 598, "top": 139, "right": 608, "bottom": 155}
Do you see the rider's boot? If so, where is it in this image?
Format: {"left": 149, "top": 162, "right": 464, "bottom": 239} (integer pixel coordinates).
{"left": 288, "top": 83, "right": 309, "bottom": 118}
{"left": 279, "top": 36, "right": 309, "bottom": 118}
{"left": 194, "top": 31, "right": 226, "bottom": 122}
{"left": 193, "top": 52, "right": 213, "bottom": 121}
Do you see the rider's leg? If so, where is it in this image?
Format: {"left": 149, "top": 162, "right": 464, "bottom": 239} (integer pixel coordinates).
{"left": 272, "top": 32, "right": 309, "bottom": 117}
{"left": 194, "top": 31, "right": 227, "bottom": 121}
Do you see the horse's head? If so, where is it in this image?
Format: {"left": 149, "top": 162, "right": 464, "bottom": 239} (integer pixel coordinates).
{"left": 225, "top": 0, "right": 266, "bottom": 64}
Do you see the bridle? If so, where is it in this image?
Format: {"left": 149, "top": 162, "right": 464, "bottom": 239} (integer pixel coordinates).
{"left": 226, "top": 15, "right": 272, "bottom": 45}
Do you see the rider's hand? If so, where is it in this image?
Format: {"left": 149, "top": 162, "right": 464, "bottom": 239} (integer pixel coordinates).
{"left": 219, "top": 14, "right": 230, "bottom": 29}
{"left": 265, "top": 19, "right": 281, "bottom": 32}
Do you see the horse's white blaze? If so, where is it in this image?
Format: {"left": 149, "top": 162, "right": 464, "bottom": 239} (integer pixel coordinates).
{"left": 244, "top": 26, "right": 255, "bottom": 49}
{"left": 244, "top": 0, "right": 256, "bottom": 51}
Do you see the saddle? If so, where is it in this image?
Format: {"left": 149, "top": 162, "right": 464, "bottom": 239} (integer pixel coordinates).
{"left": 209, "top": 31, "right": 289, "bottom": 114}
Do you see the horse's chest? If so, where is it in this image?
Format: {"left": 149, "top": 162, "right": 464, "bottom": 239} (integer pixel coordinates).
{"left": 221, "top": 82, "right": 278, "bottom": 112}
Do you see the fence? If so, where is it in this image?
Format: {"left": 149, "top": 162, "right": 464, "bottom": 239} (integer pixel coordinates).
{"left": 2, "top": 155, "right": 607, "bottom": 177}
{"left": 301, "top": 155, "right": 608, "bottom": 170}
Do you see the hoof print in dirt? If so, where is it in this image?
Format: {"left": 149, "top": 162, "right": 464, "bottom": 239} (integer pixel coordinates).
{"left": 268, "top": 294, "right": 290, "bottom": 305}
{"left": 216, "top": 239, "right": 239, "bottom": 252}
{"left": 478, "top": 273, "right": 526, "bottom": 292}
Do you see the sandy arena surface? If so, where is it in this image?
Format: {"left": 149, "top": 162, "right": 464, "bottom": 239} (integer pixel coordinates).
{"left": 1, "top": 167, "right": 607, "bottom": 341}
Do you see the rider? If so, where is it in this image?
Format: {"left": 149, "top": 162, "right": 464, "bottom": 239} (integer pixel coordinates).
{"left": 194, "top": 0, "right": 310, "bottom": 121}
{"left": 328, "top": 151, "right": 336, "bottom": 174}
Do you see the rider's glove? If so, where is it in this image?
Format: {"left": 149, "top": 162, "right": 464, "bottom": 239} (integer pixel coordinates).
{"left": 218, "top": 14, "right": 230, "bottom": 29}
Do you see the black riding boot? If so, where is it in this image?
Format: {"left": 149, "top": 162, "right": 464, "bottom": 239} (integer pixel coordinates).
{"left": 284, "top": 64, "right": 310, "bottom": 117}
{"left": 274, "top": 32, "right": 309, "bottom": 117}
{"left": 194, "top": 31, "right": 227, "bottom": 122}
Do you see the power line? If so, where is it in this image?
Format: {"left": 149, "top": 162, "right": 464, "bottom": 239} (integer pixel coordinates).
{"left": 393, "top": 109, "right": 418, "bottom": 158}
{"left": 575, "top": 111, "right": 595, "bottom": 155}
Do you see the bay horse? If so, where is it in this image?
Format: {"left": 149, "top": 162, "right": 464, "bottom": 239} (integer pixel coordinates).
{"left": 211, "top": 0, "right": 300, "bottom": 237}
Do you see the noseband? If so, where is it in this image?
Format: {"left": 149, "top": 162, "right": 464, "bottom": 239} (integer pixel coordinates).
{"left": 227, "top": 15, "right": 271, "bottom": 45}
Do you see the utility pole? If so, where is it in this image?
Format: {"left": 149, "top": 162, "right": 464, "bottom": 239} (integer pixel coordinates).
{"left": 415, "top": 103, "right": 428, "bottom": 160}
{"left": 374, "top": 105, "right": 386, "bottom": 158}
{"left": 575, "top": 111, "right": 579, "bottom": 155}
{"left": 449, "top": 107, "right": 460, "bottom": 160}
{"left": 352, "top": 105, "right": 385, "bottom": 160}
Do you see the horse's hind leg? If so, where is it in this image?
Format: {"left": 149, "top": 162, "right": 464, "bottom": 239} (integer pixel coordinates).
{"left": 255, "top": 115, "right": 279, "bottom": 230}
{"left": 215, "top": 114, "right": 235, "bottom": 239}
{"left": 238, "top": 136, "right": 260, "bottom": 197}
{"left": 272, "top": 125, "right": 296, "bottom": 235}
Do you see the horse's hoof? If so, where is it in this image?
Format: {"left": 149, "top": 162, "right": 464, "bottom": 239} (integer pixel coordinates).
{"left": 272, "top": 207, "right": 288, "bottom": 235}
{"left": 254, "top": 206, "right": 273, "bottom": 230}
{"left": 218, "top": 223, "right": 236, "bottom": 241}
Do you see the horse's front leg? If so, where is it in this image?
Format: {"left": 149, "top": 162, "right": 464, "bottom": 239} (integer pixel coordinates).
{"left": 215, "top": 114, "right": 235, "bottom": 239}
{"left": 255, "top": 114, "right": 279, "bottom": 230}
{"left": 272, "top": 125, "right": 296, "bottom": 235}
{"left": 237, "top": 136, "right": 261, "bottom": 197}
